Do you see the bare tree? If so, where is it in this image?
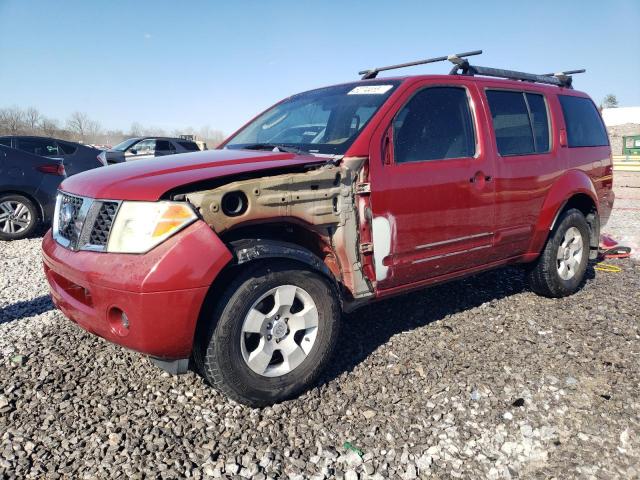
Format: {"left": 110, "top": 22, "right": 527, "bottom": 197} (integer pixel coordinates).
{"left": 601, "top": 94, "right": 619, "bottom": 109}
{"left": 129, "top": 122, "right": 143, "bottom": 137}
{"left": 24, "top": 107, "right": 41, "bottom": 133}
{"left": 67, "top": 111, "right": 101, "bottom": 143}
{"left": 0, "top": 107, "right": 26, "bottom": 135}
{"left": 40, "top": 117, "right": 60, "bottom": 137}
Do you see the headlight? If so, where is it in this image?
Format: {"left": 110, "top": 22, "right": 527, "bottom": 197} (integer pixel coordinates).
{"left": 107, "top": 201, "right": 198, "bottom": 253}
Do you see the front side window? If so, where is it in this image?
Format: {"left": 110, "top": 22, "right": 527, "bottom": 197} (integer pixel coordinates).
{"left": 558, "top": 95, "right": 609, "bottom": 147}
{"left": 393, "top": 86, "right": 475, "bottom": 163}
{"left": 132, "top": 139, "right": 155, "bottom": 154}
{"left": 112, "top": 138, "right": 139, "bottom": 152}
{"left": 225, "top": 81, "right": 401, "bottom": 155}
{"left": 16, "top": 138, "right": 60, "bottom": 157}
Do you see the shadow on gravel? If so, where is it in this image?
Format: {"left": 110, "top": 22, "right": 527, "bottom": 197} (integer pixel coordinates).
{"left": 0, "top": 295, "right": 55, "bottom": 324}
{"left": 320, "top": 264, "right": 595, "bottom": 385}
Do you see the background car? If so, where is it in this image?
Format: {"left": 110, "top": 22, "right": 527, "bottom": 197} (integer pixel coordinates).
{"left": 0, "top": 135, "right": 105, "bottom": 176}
{"left": 0, "top": 145, "right": 66, "bottom": 240}
{"left": 100, "top": 137, "right": 201, "bottom": 164}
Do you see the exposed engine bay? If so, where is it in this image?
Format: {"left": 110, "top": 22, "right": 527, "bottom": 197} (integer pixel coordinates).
{"left": 185, "top": 157, "right": 374, "bottom": 299}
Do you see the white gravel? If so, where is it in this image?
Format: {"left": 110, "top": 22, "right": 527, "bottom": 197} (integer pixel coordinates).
{"left": 1, "top": 183, "right": 639, "bottom": 479}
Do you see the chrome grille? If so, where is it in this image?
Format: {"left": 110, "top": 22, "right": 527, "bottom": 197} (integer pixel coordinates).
{"left": 88, "top": 202, "right": 118, "bottom": 246}
{"left": 53, "top": 193, "right": 120, "bottom": 252}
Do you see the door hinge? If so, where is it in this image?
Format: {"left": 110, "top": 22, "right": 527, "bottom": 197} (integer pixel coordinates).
{"left": 355, "top": 183, "right": 371, "bottom": 194}
{"left": 359, "top": 242, "right": 373, "bottom": 254}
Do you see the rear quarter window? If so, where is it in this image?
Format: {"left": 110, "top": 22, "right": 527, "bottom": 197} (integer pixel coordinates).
{"left": 558, "top": 95, "right": 609, "bottom": 147}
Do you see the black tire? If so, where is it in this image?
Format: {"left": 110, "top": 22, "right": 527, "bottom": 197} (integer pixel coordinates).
{"left": 194, "top": 261, "right": 341, "bottom": 407}
{"left": 0, "top": 194, "right": 39, "bottom": 241}
{"left": 527, "top": 208, "right": 590, "bottom": 298}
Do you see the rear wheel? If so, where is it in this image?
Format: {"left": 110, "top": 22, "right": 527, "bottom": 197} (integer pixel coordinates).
{"left": 527, "top": 208, "right": 590, "bottom": 298}
{"left": 194, "top": 261, "right": 341, "bottom": 407}
{"left": 0, "top": 194, "right": 39, "bottom": 240}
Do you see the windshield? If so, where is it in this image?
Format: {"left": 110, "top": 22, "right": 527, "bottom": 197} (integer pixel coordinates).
{"left": 112, "top": 138, "right": 139, "bottom": 151}
{"left": 225, "top": 81, "right": 401, "bottom": 155}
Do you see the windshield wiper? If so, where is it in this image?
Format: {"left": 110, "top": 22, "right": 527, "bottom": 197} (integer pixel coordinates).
{"left": 241, "top": 143, "right": 306, "bottom": 154}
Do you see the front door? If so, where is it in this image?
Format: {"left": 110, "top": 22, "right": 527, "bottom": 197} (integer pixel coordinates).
{"left": 369, "top": 83, "right": 496, "bottom": 289}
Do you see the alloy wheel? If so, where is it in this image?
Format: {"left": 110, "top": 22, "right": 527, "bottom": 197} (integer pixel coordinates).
{"left": 556, "top": 226, "right": 583, "bottom": 280}
{"left": 240, "top": 284, "right": 319, "bottom": 377}
{"left": 0, "top": 200, "right": 32, "bottom": 234}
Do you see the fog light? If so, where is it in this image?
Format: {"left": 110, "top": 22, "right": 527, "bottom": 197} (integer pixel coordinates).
{"left": 108, "top": 307, "right": 130, "bottom": 337}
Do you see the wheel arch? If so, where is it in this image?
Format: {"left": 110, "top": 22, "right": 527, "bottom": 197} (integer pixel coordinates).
{"left": 192, "top": 228, "right": 348, "bottom": 358}
{"left": 528, "top": 170, "right": 600, "bottom": 258}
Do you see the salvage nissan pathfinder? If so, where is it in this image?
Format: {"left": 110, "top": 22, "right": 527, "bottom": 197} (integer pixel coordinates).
{"left": 42, "top": 51, "right": 614, "bottom": 406}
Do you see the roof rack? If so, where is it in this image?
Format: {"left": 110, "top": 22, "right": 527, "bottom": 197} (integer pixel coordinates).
{"left": 358, "top": 50, "right": 585, "bottom": 88}
{"left": 359, "top": 50, "right": 482, "bottom": 80}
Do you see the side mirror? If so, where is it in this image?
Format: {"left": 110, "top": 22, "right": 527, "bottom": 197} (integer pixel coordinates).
{"left": 129, "top": 148, "right": 137, "bottom": 155}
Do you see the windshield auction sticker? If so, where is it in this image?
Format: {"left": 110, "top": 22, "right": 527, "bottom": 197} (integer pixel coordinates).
{"left": 348, "top": 85, "right": 394, "bottom": 95}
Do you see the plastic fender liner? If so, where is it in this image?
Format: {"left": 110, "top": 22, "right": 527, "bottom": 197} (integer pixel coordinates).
{"left": 230, "top": 238, "right": 335, "bottom": 281}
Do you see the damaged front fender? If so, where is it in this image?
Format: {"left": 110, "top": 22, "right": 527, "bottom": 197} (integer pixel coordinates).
{"left": 186, "top": 158, "right": 374, "bottom": 299}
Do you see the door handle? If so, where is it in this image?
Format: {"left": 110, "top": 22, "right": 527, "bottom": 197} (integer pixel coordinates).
{"left": 469, "top": 172, "right": 493, "bottom": 184}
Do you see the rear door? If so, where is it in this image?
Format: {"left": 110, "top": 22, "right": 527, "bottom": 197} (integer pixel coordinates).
{"left": 368, "top": 81, "right": 496, "bottom": 289}
{"left": 482, "top": 88, "right": 560, "bottom": 260}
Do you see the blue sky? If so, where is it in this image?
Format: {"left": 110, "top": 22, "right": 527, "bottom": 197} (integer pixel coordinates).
{"left": 1, "top": 0, "right": 638, "bottom": 135}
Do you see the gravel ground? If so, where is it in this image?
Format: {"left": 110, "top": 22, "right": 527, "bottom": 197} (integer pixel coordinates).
{"left": 1, "top": 184, "right": 639, "bottom": 479}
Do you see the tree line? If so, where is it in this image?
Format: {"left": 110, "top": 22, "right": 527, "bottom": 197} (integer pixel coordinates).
{"left": 0, "top": 106, "right": 226, "bottom": 148}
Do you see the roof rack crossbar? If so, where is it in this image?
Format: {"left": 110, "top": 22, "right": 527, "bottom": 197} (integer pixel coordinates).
{"left": 450, "top": 60, "right": 584, "bottom": 88}
{"left": 358, "top": 50, "right": 483, "bottom": 80}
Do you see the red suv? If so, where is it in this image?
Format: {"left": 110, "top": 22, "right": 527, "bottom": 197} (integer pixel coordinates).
{"left": 42, "top": 53, "right": 613, "bottom": 406}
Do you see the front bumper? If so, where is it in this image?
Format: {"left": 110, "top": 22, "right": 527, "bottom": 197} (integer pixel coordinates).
{"left": 42, "top": 220, "right": 232, "bottom": 359}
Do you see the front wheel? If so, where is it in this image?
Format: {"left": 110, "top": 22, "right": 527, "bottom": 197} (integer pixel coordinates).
{"left": 527, "top": 208, "right": 590, "bottom": 298}
{"left": 194, "top": 261, "right": 341, "bottom": 407}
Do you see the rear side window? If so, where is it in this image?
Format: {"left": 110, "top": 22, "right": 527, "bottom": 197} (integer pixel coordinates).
{"left": 486, "top": 90, "right": 550, "bottom": 156}
{"left": 155, "top": 140, "right": 176, "bottom": 152}
{"left": 178, "top": 141, "right": 200, "bottom": 151}
{"left": 58, "top": 142, "right": 77, "bottom": 155}
{"left": 558, "top": 95, "right": 609, "bottom": 147}
{"left": 526, "top": 93, "right": 550, "bottom": 152}
{"left": 16, "top": 138, "right": 60, "bottom": 157}
{"left": 393, "top": 87, "right": 475, "bottom": 163}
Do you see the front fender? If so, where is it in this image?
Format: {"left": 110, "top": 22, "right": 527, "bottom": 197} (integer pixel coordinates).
{"left": 527, "top": 169, "right": 598, "bottom": 255}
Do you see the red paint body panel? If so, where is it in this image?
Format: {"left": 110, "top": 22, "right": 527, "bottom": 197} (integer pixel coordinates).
{"left": 42, "top": 74, "right": 613, "bottom": 361}
{"left": 356, "top": 76, "right": 612, "bottom": 295}
{"left": 60, "top": 149, "right": 325, "bottom": 201}
{"left": 42, "top": 222, "right": 232, "bottom": 358}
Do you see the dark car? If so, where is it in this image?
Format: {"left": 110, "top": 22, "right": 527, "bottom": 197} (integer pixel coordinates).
{"left": 100, "top": 137, "right": 201, "bottom": 164}
{"left": 0, "top": 136, "right": 105, "bottom": 176}
{"left": 0, "top": 145, "right": 66, "bottom": 240}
